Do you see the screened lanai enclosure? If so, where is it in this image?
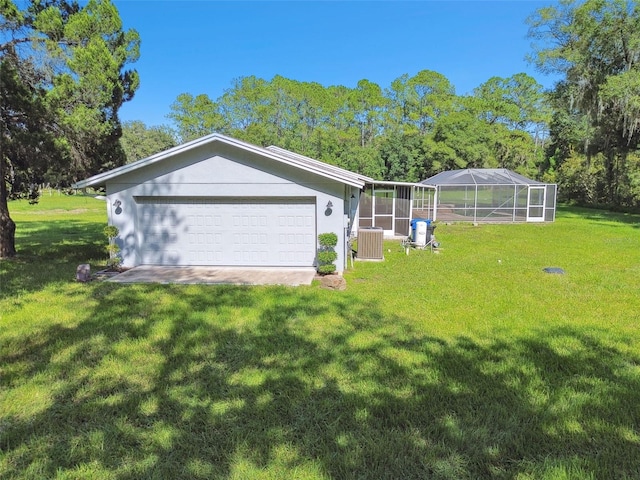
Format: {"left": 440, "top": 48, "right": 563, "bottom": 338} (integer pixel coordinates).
{"left": 357, "top": 170, "right": 556, "bottom": 238}
{"left": 421, "top": 169, "right": 556, "bottom": 223}
{"left": 358, "top": 181, "right": 436, "bottom": 237}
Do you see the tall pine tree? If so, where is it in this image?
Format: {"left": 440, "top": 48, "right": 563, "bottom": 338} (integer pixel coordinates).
{"left": 0, "top": 0, "right": 139, "bottom": 257}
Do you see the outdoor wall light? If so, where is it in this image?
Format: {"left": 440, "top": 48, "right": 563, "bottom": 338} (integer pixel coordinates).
{"left": 113, "top": 199, "right": 123, "bottom": 215}
{"left": 325, "top": 200, "right": 333, "bottom": 217}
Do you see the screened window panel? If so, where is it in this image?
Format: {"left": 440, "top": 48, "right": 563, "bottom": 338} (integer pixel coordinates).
{"left": 360, "top": 190, "right": 372, "bottom": 217}
{"left": 516, "top": 186, "right": 529, "bottom": 207}
{"left": 480, "top": 209, "right": 515, "bottom": 221}
{"left": 374, "top": 190, "right": 394, "bottom": 215}
{"left": 546, "top": 185, "right": 556, "bottom": 207}
{"left": 374, "top": 216, "right": 393, "bottom": 230}
{"left": 545, "top": 209, "right": 555, "bottom": 222}
{"left": 395, "top": 218, "right": 410, "bottom": 236}
{"left": 493, "top": 186, "right": 515, "bottom": 209}
{"left": 360, "top": 218, "right": 372, "bottom": 227}
{"left": 395, "top": 187, "right": 411, "bottom": 217}
{"left": 438, "top": 186, "right": 464, "bottom": 207}
{"left": 529, "top": 207, "right": 543, "bottom": 218}
{"left": 529, "top": 188, "right": 544, "bottom": 205}
{"left": 412, "top": 207, "right": 434, "bottom": 220}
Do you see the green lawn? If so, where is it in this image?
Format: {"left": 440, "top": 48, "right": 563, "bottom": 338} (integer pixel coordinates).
{"left": 1, "top": 193, "right": 640, "bottom": 479}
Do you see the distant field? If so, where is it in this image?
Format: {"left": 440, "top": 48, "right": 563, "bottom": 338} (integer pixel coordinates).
{"left": 1, "top": 194, "right": 639, "bottom": 479}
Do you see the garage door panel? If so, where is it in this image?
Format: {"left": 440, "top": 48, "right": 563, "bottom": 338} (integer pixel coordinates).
{"left": 233, "top": 214, "right": 268, "bottom": 228}
{"left": 232, "top": 249, "right": 270, "bottom": 264}
{"left": 137, "top": 198, "right": 316, "bottom": 266}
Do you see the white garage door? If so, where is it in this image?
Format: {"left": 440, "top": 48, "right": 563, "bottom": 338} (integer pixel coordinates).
{"left": 136, "top": 197, "right": 316, "bottom": 266}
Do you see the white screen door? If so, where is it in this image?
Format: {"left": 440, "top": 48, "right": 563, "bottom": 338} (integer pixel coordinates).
{"left": 527, "top": 186, "right": 546, "bottom": 222}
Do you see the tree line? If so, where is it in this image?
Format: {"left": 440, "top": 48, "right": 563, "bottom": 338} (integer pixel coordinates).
{"left": 123, "top": 71, "right": 550, "bottom": 185}
{"left": 125, "top": 0, "right": 640, "bottom": 212}
{"left": 153, "top": 71, "right": 549, "bottom": 185}
{"left": 3, "top": 0, "right": 640, "bottom": 259}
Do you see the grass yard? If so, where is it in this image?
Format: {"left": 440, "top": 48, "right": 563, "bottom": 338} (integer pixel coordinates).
{"left": 1, "top": 192, "right": 640, "bottom": 479}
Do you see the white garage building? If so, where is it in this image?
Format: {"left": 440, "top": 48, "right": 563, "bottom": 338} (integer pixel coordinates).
{"left": 75, "top": 134, "right": 370, "bottom": 273}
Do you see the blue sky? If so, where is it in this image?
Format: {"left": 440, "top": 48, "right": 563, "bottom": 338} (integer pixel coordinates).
{"left": 114, "top": 1, "right": 558, "bottom": 128}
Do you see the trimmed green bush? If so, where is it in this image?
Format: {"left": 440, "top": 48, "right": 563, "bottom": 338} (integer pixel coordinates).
{"left": 317, "top": 232, "right": 338, "bottom": 274}
{"left": 318, "top": 232, "right": 338, "bottom": 248}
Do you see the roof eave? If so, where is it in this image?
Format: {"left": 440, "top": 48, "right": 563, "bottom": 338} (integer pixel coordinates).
{"left": 368, "top": 180, "right": 436, "bottom": 189}
{"left": 73, "top": 132, "right": 224, "bottom": 188}
{"left": 265, "top": 146, "right": 372, "bottom": 186}
{"left": 73, "top": 134, "right": 368, "bottom": 189}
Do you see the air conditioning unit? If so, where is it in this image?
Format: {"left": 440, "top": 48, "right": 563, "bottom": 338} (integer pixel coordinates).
{"left": 357, "top": 227, "right": 384, "bottom": 261}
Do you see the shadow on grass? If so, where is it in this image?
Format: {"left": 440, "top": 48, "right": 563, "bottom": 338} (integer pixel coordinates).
{"left": 0, "top": 219, "right": 104, "bottom": 299}
{"left": 2, "top": 282, "right": 639, "bottom": 479}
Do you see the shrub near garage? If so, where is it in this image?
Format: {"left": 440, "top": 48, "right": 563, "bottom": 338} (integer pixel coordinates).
{"left": 317, "top": 232, "right": 338, "bottom": 274}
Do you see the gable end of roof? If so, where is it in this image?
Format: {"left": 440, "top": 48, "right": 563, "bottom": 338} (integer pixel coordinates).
{"left": 73, "top": 134, "right": 368, "bottom": 189}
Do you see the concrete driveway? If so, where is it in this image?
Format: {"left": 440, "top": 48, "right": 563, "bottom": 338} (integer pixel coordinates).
{"left": 107, "top": 265, "right": 317, "bottom": 286}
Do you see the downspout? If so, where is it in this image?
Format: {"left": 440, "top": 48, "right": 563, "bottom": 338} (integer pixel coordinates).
{"left": 343, "top": 185, "right": 349, "bottom": 272}
{"left": 344, "top": 185, "right": 359, "bottom": 271}
{"left": 433, "top": 187, "right": 438, "bottom": 222}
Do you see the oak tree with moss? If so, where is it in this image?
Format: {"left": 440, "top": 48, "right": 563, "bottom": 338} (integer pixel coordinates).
{"left": 528, "top": 0, "right": 640, "bottom": 205}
